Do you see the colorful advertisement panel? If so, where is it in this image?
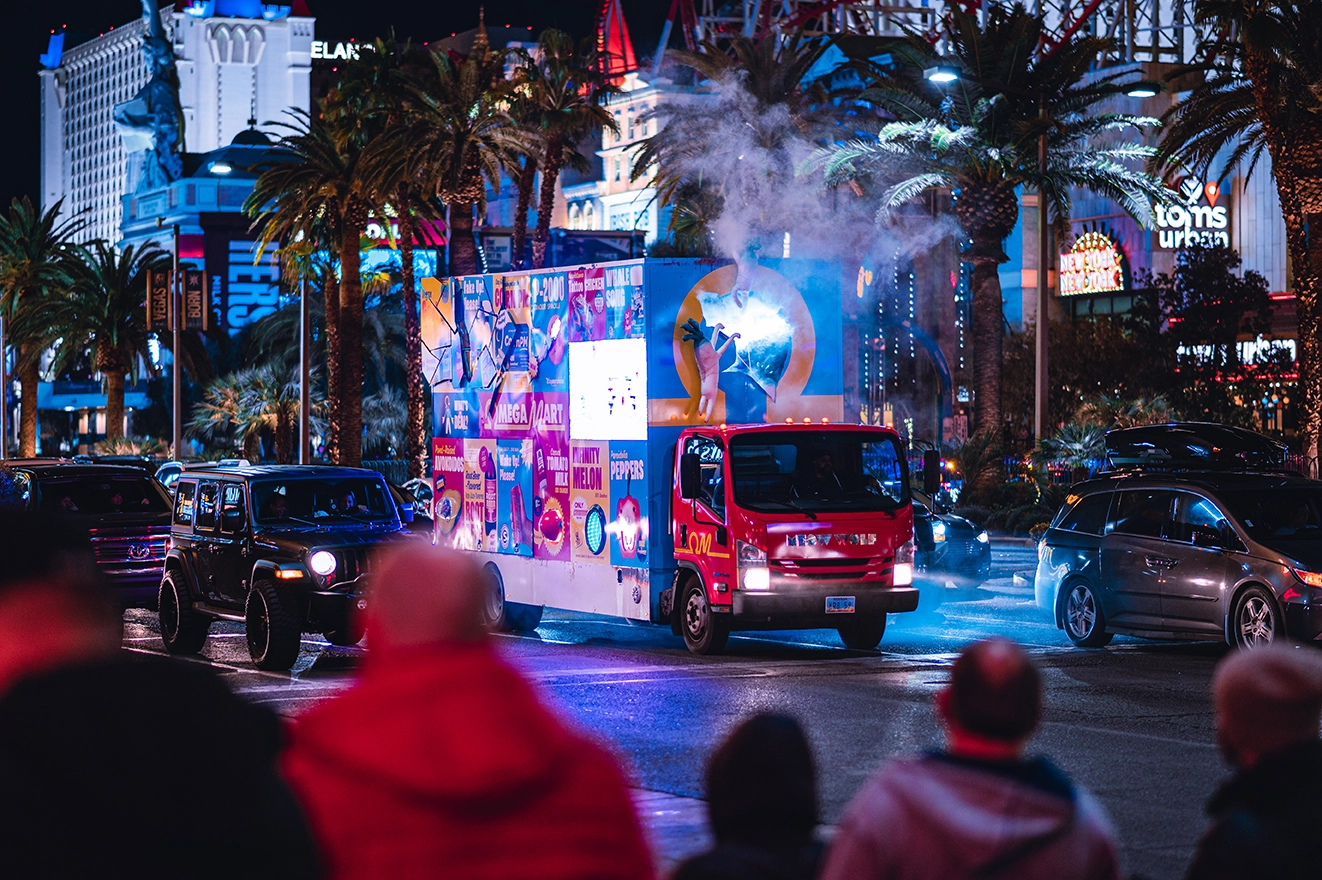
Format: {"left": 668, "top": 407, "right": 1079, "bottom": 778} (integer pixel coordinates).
{"left": 496, "top": 439, "right": 534, "bottom": 557}
{"left": 568, "top": 266, "right": 608, "bottom": 341}
{"left": 530, "top": 272, "right": 569, "bottom": 393}
{"left": 609, "top": 441, "right": 649, "bottom": 567}
{"left": 532, "top": 393, "right": 570, "bottom": 561}
{"left": 462, "top": 439, "right": 497, "bottom": 552}
{"left": 603, "top": 262, "right": 646, "bottom": 338}
{"left": 569, "top": 441, "right": 610, "bottom": 564}
{"left": 431, "top": 437, "right": 466, "bottom": 548}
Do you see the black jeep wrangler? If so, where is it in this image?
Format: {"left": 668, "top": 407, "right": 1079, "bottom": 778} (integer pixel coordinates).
{"left": 159, "top": 464, "right": 410, "bottom": 670}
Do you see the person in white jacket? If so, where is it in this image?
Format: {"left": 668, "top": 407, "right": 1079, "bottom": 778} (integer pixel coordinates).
{"left": 819, "top": 638, "right": 1120, "bottom": 880}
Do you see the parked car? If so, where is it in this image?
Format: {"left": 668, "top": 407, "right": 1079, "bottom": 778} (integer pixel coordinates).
{"left": 2, "top": 462, "right": 171, "bottom": 608}
{"left": 159, "top": 464, "right": 409, "bottom": 670}
{"left": 912, "top": 488, "right": 991, "bottom": 591}
{"left": 1036, "top": 423, "right": 1322, "bottom": 649}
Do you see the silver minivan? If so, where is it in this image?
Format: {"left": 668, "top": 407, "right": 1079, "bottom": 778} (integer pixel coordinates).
{"left": 1035, "top": 472, "right": 1322, "bottom": 648}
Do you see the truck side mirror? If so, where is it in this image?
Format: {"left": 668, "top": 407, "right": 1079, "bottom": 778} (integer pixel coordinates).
{"left": 679, "top": 453, "right": 701, "bottom": 500}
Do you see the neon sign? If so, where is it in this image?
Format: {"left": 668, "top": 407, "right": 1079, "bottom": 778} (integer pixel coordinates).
{"left": 1154, "top": 179, "right": 1230, "bottom": 251}
{"left": 1058, "top": 231, "right": 1126, "bottom": 296}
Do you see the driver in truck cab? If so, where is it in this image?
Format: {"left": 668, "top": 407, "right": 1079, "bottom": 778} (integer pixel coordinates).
{"left": 793, "top": 448, "right": 845, "bottom": 499}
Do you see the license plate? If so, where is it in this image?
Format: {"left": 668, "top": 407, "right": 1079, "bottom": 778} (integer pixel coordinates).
{"left": 825, "top": 596, "right": 856, "bottom": 614}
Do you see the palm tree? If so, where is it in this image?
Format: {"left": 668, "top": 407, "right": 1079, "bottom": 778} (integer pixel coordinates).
{"left": 521, "top": 29, "right": 618, "bottom": 269}
{"left": 189, "top": 365, "right": 323, "bottom": 463}
{"left": 47, "top": 242, "right": 162, "bottom": 441}
{"left": 804, "top": 5, "right": 1171, "bottom": 436}
{"left": 505, "top": 67, "right": 546, "bottom": 270}
{"left": 371, "top": 38, "right": 523, "bottom": 277}
{"left": 634, "top": 30, "right": 834, "bottom": 254}
{"left": 1158, "top": 0, "right": 1322, "bottom": 466}
{"left": 247, "top": 107, "right": 376, "bottom": 466}
{"left": 0, "top": 198, "right": 84, "bottom": 456}
{"left": 1034, "top": 423, "right": 1106, "bottom": 483}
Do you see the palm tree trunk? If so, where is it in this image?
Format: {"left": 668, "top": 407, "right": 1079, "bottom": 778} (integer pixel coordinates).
{"left": 276, "top": 405, "right": 292, "bottom": 464}
{"left": 512, "top": 158, "right": 537, "bottom": 270}
{"left": 104, "top": 371, "right": 125, "bottom": 441}
{"left": 18, "top": 349, "right": 38, "bottom": 457}
{"left": 398, "top": 192, "right": 427, "bottom": 481}
{"left": 322, "top": 261, "right": 340, "bottom": 464}
{"left": 969, "top": 252, "right": 1004, "bottom": 437}
{"left": 532, "top": 138, "right": 564, "bottom": 270}
{"left": 338, "top": 204, "right": 367, "bottom": 467}
{"left": 449, "top": 201, "right": 479, "bottom": 277}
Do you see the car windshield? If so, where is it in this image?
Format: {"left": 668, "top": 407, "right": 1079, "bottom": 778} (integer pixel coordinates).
{"left": 251, "top": 477, "right": 394, "bottom": 526}
{"left": 1221, "top": 488, "right": 1322, "bottom": 543}
{"left": 37, "top": 475, "right": 171, "bottom": 515}
{"left": 730, "top": 431, "right": 908, "bottom": 513}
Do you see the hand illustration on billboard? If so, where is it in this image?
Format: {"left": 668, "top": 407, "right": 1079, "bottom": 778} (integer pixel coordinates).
{"left": 681, "top": 318, "right": 740, "bottom": 422}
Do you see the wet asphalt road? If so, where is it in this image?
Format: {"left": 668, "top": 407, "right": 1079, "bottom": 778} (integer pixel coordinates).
{"left": 122, "top": 541, "right": 1230, "bottom": 880}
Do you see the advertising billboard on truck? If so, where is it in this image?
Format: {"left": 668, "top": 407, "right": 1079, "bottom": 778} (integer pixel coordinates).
{"left": 421, "top": 258, "right": 916, "bottom": 653}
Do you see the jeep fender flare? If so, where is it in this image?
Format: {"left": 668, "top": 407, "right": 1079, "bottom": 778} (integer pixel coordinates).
{"left": 164, "top": 548, "right": 201, "bottom": 600}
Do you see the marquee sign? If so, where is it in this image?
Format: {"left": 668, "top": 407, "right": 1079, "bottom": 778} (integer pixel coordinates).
{"left": 1058, "top": 230, "right": 1126, "bottom": 296}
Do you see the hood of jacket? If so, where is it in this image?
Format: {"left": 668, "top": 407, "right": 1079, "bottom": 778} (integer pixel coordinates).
{"left": 288, "top": 643, "right": 583, "bottom": 809}
{"left": 873, "top": 753, "right": 1078, "bottom": 873}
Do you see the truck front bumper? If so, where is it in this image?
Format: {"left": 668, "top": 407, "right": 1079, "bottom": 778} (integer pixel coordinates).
{"left": 730, "top": 584, "right": 919, "bottom": 628}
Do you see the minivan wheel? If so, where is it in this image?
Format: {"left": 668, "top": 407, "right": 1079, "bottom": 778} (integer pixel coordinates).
{"left": 681, "top": 576, "right": 729, "bottom": 655}
{"left": 1232, "top": 586, "right": 1279, "bottom": 649}
{"left": 1063, "top": 582, "right": 1114, "bottom": 648}
{"left": 245, "top": 579, "right": 302, "bottom": 671}
{"left": 158, "top": 570, "right": 210, "bottom": 655}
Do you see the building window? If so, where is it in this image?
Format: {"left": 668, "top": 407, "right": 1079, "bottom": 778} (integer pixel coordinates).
{"left": 568, "top": 204, "right": 582, "bottom": 230}
{"left": 584, "top": 203, "right": 596, "bottom": 230}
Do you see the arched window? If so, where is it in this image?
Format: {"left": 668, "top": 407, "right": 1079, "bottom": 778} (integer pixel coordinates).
{"left": 584, "top": 203, "right": 596, "bottom": 230}
{"left": 568, "top": 204, "right": 582, "bottom": 230}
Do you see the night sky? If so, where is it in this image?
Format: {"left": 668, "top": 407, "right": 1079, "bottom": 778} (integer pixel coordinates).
{"left": 1, "top": 0, "right": 670, "bottom": 211}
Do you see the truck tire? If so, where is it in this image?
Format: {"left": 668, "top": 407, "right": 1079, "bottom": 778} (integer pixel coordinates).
{"left": 506, "top": 603, "right": 544, "bottom": 632}
{"left": 245, "top": 579, "right": 303, "bottom": 671}
{"left": 481, "top": 562, "right": 510, "bottom": 632}
{"left": 837, "top": 616, "right": 887, "bottom": 650}
{"left": 158, "top": 569, "right": 210, "bottom": 655}
{"left": 680, "top": 576, "right": 729, "bottom": 655}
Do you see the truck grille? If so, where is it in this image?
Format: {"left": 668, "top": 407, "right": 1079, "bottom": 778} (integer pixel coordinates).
{"left": 88, "top": 526, "right": 169, "bottom": 580}
{"left": 770, "top": 556, "right": 891, "bottom": 581}
{"left": 331, "top": 548, "right": 372, "bottom": 583}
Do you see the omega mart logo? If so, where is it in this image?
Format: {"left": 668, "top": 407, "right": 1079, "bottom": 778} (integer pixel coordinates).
{"left": 1153, "top": 179, "right": 1230, "bottom": 250}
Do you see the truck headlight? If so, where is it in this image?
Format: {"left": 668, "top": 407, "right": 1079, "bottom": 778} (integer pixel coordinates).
{"left": 894, "top": 539, "right": 914, "bottom": 586}
{"left": 309, "top": 550, "right": 337, "bottom": 576}
{"left": 737, "top": 540, "right": 769, "bottom": 590}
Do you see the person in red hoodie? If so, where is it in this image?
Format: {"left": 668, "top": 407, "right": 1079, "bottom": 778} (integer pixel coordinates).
{"left": 281, "top": 543, "right": 655, "bottom": 880}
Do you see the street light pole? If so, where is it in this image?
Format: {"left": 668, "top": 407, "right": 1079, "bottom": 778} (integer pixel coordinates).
{"left": 299, "top": 275, "right": 310, "bottom": 464}
{"left": 1034, "top": 97, "right": 1050, "bottom": 443}
{"left": 172, "top": 223, "right": 182, "bottom": 459}
{"left": 0, "top": 315, "right": 7, "bottom": 460}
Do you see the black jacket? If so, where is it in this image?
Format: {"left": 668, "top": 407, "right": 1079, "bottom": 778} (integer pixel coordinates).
{"left": 0, "top": 652, "right": 320, "bottom": 879}
{"left": 1186, "top": 739, "right": 1322, "bottom": 880}
{"left": 673, "top": 840, "right": 823, "bottom": 880}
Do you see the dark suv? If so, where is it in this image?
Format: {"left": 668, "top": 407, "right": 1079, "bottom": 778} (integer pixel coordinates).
{"left": 3, "top": 462, "right": 172, "bottom": 607}
{"left": 1035, "top": 424, "right": 1322, "bottom": 650}
{"left": 159, "top": 465, "right": 409, "bottom": 670}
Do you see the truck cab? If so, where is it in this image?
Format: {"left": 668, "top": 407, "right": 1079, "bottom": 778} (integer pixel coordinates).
{"left": 669, "top": 422, "right": 917, "bottom": 653}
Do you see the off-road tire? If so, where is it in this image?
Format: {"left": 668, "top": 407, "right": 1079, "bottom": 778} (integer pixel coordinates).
{"left": 158, "top": 569, "right": 210, "bottom": 655}
{"left": 837, "top": 615, "right": 887, "bottom": 650}
{"left": 681, "top": 576, "right": 729, "bottom": 655}
{"left": 245, "top": 579, "right": 302, "bottom": 671}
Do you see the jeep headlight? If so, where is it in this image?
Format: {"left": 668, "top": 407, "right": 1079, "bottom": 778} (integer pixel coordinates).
{"left": 309, "top": 550, "right": 337, "bottom": 577}
{"left": 737, "top": 540, "right": 769, "bottom": 591}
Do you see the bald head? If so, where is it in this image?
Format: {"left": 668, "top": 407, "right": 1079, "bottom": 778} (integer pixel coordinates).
{"left": 367, "top": 545, "right": 488, "bottom": 651}
{"left": 1214, "top": 645, "right": 1322, "bottom": 763}
{"left": 946, "top": 638, "right": 1042, "bottom": 742}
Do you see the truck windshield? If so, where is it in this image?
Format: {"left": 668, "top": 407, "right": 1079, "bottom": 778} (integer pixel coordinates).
{"left": 251, "top": 478, "right": 394, "bottom": 526}
{"left": 729, "top": 431, "right": 908, "bottom": 513}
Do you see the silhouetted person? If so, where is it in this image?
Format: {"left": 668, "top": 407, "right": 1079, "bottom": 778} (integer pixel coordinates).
{"left": 673, "top": 713, "right": 822, "bottom": 880}
{"left": 1186, "top": 644, "right": 1322, "bottom": 880}
{"left": 820, "top": 638, "right": 1119, "bottom": 880}
{"left": 281, "top": 544, "right": 654, "bottom": 880}
{"left": 0, "top": 514, "right": 319, "bottom": 879}
{"left": 791, "top": 448, "right": 843, "bottom": 499}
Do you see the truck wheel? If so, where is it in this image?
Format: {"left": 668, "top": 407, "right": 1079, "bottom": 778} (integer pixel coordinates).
{"left": 681, "top": 576, "right": 729, "bottom": 655}
{"left": 481, "top": 563, "right": 510, "bottom": 632}
{"left": 837, "top": 616, "right": 887, "bottom": 650}
{"left": 158, "top": 569, "right": 210, "bottom": 655}
{"left": 245, "top": 579, "right": 303, "bottom": 671}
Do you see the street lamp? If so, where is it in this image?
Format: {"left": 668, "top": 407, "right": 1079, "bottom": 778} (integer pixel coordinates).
{"left": 924, "top": 65, "right": 960, "bottom": 83}
{"left": 1125, "top": 81, "right": 1162, "bottom": 99}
